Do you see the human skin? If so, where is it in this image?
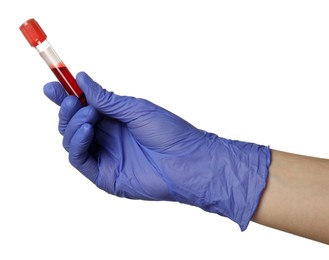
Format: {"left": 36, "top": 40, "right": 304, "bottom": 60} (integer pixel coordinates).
{"left": 252, "top": 149, "right": 329, "bottom": 244}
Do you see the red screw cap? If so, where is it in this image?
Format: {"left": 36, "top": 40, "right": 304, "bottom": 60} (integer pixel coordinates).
{"left": 20, "top": 18, "right": 47, "bottom": 47}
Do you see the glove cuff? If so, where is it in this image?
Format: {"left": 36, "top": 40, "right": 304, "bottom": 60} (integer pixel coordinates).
{"left": 165, "top": 133, "right": 271, "bottom": 231}
{"left": 202, "top": 135, "right": 271, "bottom": 231}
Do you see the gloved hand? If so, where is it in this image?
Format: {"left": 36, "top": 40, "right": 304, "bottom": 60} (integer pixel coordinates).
{"left": 44, "top": 72, "right": 270, "bottom": 231}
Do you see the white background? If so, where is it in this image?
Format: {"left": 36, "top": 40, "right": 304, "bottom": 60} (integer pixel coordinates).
{"left": 1, "top": 0, "right": 329, "bottom": 258}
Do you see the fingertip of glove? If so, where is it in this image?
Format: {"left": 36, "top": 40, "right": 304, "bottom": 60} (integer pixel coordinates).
{"left": 81, "top": 122, "right": 93, "bottom": 132}
{"left": 76, "top": 71, "right": 87, "bottom": 81}
{"left": 76, "top": 71, "right": 102, "bottom": 101}
{"left": 43, "top": 81, "right": 57, "bottom": 95}
{"left": 76, "top": 71, "right": 93, "bottom": 88}
{"left": 70, "top": 122, "right": 94, "bottom": 149}
{"left": 61, "top": 95, "right": 82, "bottom": 109}
{"left": 43, "top": 81, "right": 67, "bottom": 105}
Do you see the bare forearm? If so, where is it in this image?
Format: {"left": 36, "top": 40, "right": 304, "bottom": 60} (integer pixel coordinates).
{"left": 252, "top": 149, "right": 329, "bottom": 244}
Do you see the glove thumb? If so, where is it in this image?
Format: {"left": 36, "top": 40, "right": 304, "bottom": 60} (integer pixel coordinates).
{"left": 76, "top": 71, "right": 151, "bottom": 123}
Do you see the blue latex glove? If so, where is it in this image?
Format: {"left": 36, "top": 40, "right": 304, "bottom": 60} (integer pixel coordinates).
{"left": 44, "top": 72, "right": 270, "bottom": 231}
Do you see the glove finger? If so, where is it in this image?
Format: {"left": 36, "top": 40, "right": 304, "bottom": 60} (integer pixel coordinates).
{"left": 58, "top": 96, "right": 83, "bottom": 135}
{"left": 63, "top": 105, "right": 100, "bottom": 151}
{"left": 43, "top": 81, "right": 68, "bottom": 106}
{"left": 76, "top": 72, "right": 155, "bottom": 124}
{"left": 69, "top": 123, "right": 99, "bottom": 183}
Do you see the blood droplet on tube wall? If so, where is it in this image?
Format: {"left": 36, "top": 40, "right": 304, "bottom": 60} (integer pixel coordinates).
{"left": 19, "top": 18, "right": 87, "bottom": 106}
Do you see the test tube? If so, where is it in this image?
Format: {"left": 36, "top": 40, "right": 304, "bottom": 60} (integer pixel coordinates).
{"left": 20, "top": 18, "right": 87, "bottom": 106}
